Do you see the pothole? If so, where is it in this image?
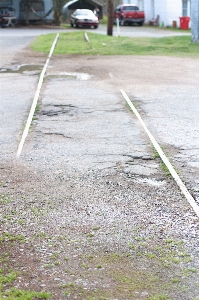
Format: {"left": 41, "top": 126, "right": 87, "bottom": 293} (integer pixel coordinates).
{"left": 40, "top": 104, "right": 76, "bottom": 117}
{"left": 0, "top": 64, "right": 43, "bottom": 75}
{"left": 45, "top": 72, "right": 92, "bottom": 81}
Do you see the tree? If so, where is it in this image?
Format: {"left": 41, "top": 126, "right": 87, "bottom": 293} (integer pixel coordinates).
{"left": 53, "top": 0, "right": 67, "bottom": 26}
{"left": 21, "top": 0, "right": 34, "bottom": 25}
{"left": 107, "top": 0, "right": 114, "bottom": 36}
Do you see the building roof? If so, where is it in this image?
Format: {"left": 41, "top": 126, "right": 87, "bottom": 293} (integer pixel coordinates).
{"left": 63, "top": 0, "right": 102, "bottom": 16}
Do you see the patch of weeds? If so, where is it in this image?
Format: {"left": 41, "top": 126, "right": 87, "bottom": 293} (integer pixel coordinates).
{"left": 0, "top": 252, "right": 9, "bottom": 264}
{"left": 32, "top": 102, "right": 40, "bottom": 121}
{"left": 0, "top": 268, "right": 50, "bottom": 299}
{"left": 44, "top": 264, "right": 53, "bottom": 269}
{"left": 152, "top": 146, "right": 160, "bottom": 159}
{"left": 18, "top": 219, "right": 25, "bottom": 225}
{"left": 171, "top": 257, "right": 181, "bottom": 264}
{"left": 63, "top": 290, "right": 70, "bottom": 295}
{"left": 57, "top": 234, "right": 66, "bottom": 241}
{"left": 103, "top": 253, "right": 119, "bottom": 263}
{"left": 49, "top": 252, "right": 59, "bottom": 260}
{"left": 150, "top": 295, "right": 169, "bottom": 300}
{"left": 39, "top": 232, "right": 46, "bottom": 238}
{"left": 35, "top": 102, "right": 40, "bottom": 113}
{"left": 146, "top": 252, "right": 156, "bottom": 259}
{"left": 60, "top": 281, "right": 82, "bottom": 297}
{"left": 81, "top": 263, "right": 89, "bottom": 269}
{"left": 129, "top": 242, "right": 135, "bottom": 250}
{"left": 172, "top": 278, "right": 180, "bottom": 283}
{"left": 3, "top": 289, "right": 50, "bottom": 299}
{"left": 92, "top": 227, "right": 100, "bottom": 231}
{"left": 151, "top": 145, "right": 175, "bottom": 176}
{"left": 60, "top": 283, "right": 68, "bottom": 288}
{"left": 97, "top": 265, "right": 102, "bottom": 269}
{"left": 161, "top": 162, "right": 171, "bottom": 176}
{"left": 0, "top": 194, "right": 13, "bottom": 204}
{"left": 134, "top": 236, "right": 144, "bottom": 241}
{"left": 183, "top": 267, "right": 197, "bottom": 277}
{"left": 88, "top": 233, "right": 94, "bottom": 238}
{"left": 0, "top": 233, "right": 25, "bottom": 244}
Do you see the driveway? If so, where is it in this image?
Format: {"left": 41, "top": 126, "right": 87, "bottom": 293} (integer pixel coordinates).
{"left": 0, "top": 26, "right": 197, "bottom": 198}
{"left": 0, "top": 26, "right": 199, "bottom": 300}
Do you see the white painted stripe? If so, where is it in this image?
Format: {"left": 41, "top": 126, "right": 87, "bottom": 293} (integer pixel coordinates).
{"left": 120, "top": 89, "right": 199, "bottom": 218}
{"left": 16, "top": 33, "right": 59, "bottom": 158}
{"left": 84, "top": 32, "right": 89, "bottom": 43}
{"left": 84, "top": 32, "right": 95, "bottom": 50}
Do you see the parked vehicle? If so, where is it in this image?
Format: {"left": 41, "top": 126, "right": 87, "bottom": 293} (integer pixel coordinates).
{"left": 114, "top": 4, "right": 145, "bottom": 26}
{"left": 70, "top": 9, "right": 99, "bottom": 29}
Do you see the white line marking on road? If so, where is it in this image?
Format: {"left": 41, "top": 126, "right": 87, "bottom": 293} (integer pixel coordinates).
{"left": 16, "top": 33, "right": 59, "bottom": 158}
{"left": 120, "top": 89, "right": 199, "bottom": 218}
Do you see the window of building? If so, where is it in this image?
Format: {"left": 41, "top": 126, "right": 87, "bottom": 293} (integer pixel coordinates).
{"left": 182, "top": 0, "right": 188, "bottom": 16}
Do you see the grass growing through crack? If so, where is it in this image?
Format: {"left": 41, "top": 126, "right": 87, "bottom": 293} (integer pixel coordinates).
{"left": 152, "top": 145, "right": 171, "bottom": 176}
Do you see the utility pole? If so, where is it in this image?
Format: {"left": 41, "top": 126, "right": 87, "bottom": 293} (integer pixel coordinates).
{"left": 107, "top": 0, "right": 114, "bottom": 36}
{"left": 191, "top": 0, "right": 199, "bottom": 42}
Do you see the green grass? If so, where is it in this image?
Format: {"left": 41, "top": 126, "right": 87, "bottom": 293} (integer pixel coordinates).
{"left": 30, "top": 31, "right": 199, "bottom": 57}
{"left": 0, "top": 268, "right": 50, "bottom": 300}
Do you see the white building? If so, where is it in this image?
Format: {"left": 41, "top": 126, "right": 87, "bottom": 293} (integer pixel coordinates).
{"left": 120, "top": 0, "right": 191, "bottom": 28}
{"left": 0, "top": 0, "right": 53, "bottom": 22}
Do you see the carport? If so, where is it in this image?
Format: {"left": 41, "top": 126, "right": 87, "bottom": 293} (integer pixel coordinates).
{"left": 63, "top": 0, "right": 103, "bottom": 22}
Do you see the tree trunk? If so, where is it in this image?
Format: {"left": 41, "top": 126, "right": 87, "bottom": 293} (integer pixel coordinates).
{"left": 25, "top": 3, "right": 30, "bottom": 25}
{"left": 21, "top": 0, "right": 34, "bottom": 25}
{"left": 53, "top": 0, "right": 65, "bottom": 26}
{"left": 107, "top": 0, "right": 114, "bottom": 36}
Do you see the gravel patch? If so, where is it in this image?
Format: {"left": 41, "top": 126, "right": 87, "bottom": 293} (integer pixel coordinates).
{"left": 1, "top": 161, "right": 199, "bottom": 299}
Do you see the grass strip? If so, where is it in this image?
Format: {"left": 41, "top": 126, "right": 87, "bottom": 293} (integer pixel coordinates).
{"left": 30, "top": 32, "right": 199, "bottom": 57}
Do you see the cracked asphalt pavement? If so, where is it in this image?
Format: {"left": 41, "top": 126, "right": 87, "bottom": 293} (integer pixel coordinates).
{"left": 0, "top": 28, "right": 199, "bottom": 299}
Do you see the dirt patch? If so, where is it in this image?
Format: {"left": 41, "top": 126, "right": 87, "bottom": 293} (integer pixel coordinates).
{"left": 1, "top": 162, "right": 199, "bottom": 299}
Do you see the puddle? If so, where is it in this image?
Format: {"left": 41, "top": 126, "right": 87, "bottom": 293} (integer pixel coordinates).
{"left": 0, "top": 64, "right": 43, "bottom": 75}
{"left": 0, "top": 66, "right": 92, "bottom": 80}
{"left": 134, "top": 178, "right": 166, "bottom": 186}
{"left": 45, "top": 72, "right": 92, "bottom": 81}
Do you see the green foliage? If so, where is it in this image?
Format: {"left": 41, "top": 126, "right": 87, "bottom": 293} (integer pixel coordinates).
{"left": 99, "top": 15, "right": 107, "bottom": 25}
{"left": 30, "top": 32, "right": 199, "bottom": 57}
{"left": 0, "top": 233, "right": 25, "bottom": 244}
{"left": 0, "top": 270, "right": 50, "bottom": 299}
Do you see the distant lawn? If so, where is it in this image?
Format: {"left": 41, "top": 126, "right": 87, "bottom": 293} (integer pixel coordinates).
{"left": 30, "top": 31, "right": 199, "bottom": 57}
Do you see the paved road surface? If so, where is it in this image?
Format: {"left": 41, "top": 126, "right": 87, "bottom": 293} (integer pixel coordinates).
{"left": 0, "top": 26, "right": 198, "bottom": 202}
{"left": 0, "top": 26, "right": 199, "bottom": 300}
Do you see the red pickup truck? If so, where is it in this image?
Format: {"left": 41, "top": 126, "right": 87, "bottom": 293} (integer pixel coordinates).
{"left": 114, "top": 4, "right": 145, "bottom": 26}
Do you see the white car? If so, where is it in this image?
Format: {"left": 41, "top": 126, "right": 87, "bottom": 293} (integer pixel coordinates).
{"left": 70, "top": 9, "right": 99, "bottom": 29}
